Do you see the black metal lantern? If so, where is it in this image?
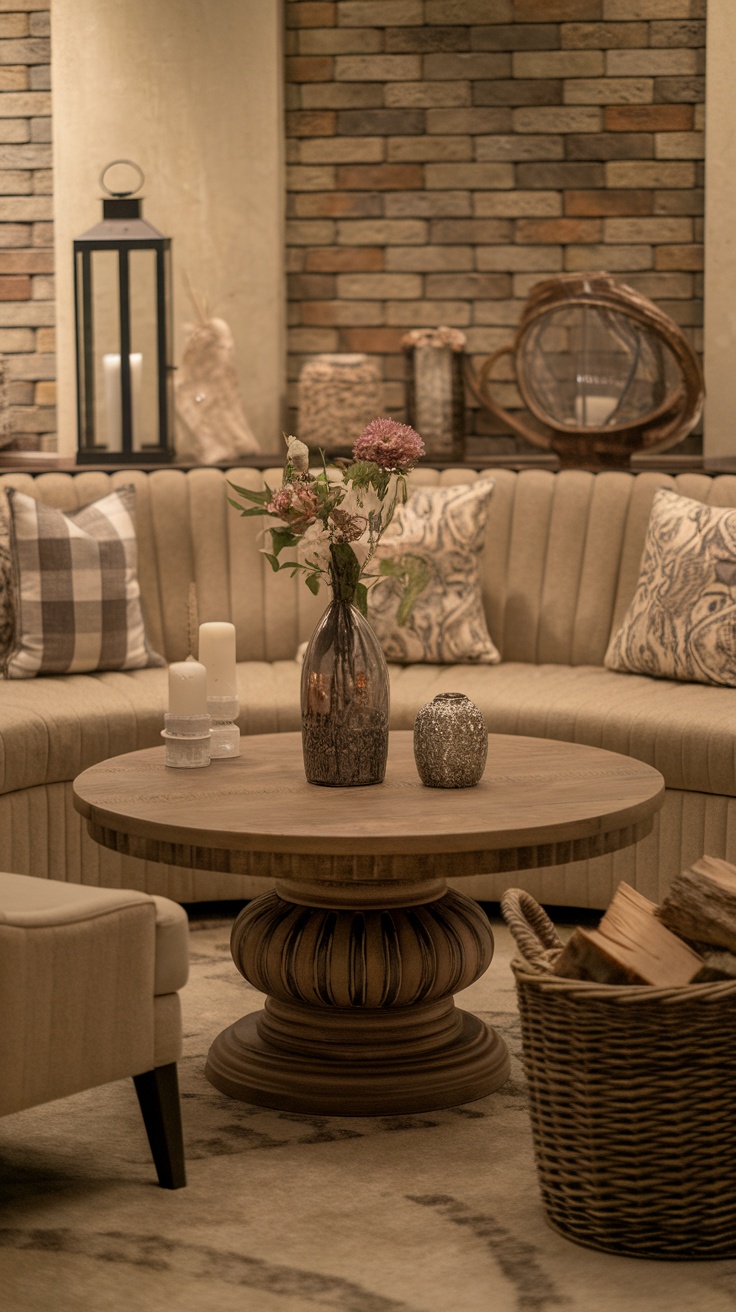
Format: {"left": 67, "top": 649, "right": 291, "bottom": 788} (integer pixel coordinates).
{"left": 74, "top": 160, "right": 174, "bottom": 464}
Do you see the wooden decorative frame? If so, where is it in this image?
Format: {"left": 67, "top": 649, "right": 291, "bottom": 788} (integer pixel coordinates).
{"left": 467, "top": 272, "right": 704, "bottom": 469}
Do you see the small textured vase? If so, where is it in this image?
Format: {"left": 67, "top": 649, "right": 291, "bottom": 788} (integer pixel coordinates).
{"left": 414, "top": 692, "right": 488, "bottom": 788}
{"left": 301, "top": 555, "right": 390, "bottom": 786}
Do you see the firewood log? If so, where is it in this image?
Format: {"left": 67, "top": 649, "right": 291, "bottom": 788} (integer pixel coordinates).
{"left": 658, "top": 855, "right": 736, "bottom": 954}
{"left": 553, "top": 882, "right": 703, "bottom": 986}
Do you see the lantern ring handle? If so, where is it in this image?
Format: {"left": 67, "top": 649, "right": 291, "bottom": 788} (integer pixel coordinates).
{"left": 100, "top": 159, "right": 145, "bottom": 199}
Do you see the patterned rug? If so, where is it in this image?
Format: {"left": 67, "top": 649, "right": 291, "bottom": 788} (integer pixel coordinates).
{"left": 1, "top": 908, "right": 735, "bottom": 1312}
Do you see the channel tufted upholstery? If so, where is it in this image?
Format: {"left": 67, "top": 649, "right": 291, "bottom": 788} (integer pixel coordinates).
{"left": 2, "top": 464, "right": 736, "bottom": 909}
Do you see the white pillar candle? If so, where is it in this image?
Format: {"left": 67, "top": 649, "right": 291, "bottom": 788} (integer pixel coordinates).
{"left": 168, "top": 659, "right": 208, "bottom": 716}
{"left": 198, "top": 622, "right": 237, "bottom": 698}
{"left": 574, "top": 394, "right": 617, "bottom": 427}
{"left": 103, "top": 352, "right": 143, "bottom": 448}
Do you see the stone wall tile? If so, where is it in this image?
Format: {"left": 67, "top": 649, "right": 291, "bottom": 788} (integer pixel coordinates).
{"left": 384, "top": 191, "right": 473, "bottom": 217}
{"left": 562, "top": 22, "right": 647, "bottom": 47}
{"left": 385, "top": 82, "right": 471, "bottom": 108}
{"left": 336, "top": 272, "right": 423, "bottom": 298}
{"left": 606, "top": 47, "right": 698, "bottom": 76}
{"left": 605, "top": 159, "right": 695, "bottom": 187}
{"left": 300, "top": 136, "right": 385, "bottom": 163}
{"left": 476, "top": 245, "right": 564, "bottom": 271}
{"left": 305, "top": 247, "right": 385, "bottom": 270}
{"left": 564, "top": 188, "right": 653, "bottom": 215}
{"left": 286, "top": 3, "right": 337, "bottom": 26}
{"left": 385, "top": 245, "right": 475, "bottom": 271}
{"left": 335, "top": 55, "right": 421, "bottom": 80}
{"left": 336, "top": 218, "right": 428, "bottom": 244}
{"left": 425, "top": 162, "right": 515, "bottom": 189}
{"left": 654, "top": 244, "right": 703, "bottom": 271}
{"left": 565, "top": 132, "right": 653, "bottom": 160}
{"left": 604, "top": 103, "right": 692, "bottom": 130}
{"left": 337, "top": 0, "right": 424, "bottom": 24}
{"left": 302, "top": 83, "right": 384, "bottom": 107}
{"left": 385, "top": 299, "right": 472, "bottom": 326}
{"left": 474, "top": 191, "right": 562, "bottom": 216}
{"left": 515, "top": 217, "right": 602, "bottom": 242}
{"left": 474, "top": 79, "right": 562, "bottom": 106}
{"left": 603, "top": 0, "right": 705, "bottom": 17}
{"left": 513, "top": 106, "right": 601, "bottom": 131}
{"left": 299, "top": 27, "right": 382, "bottom": 53}
{"left": 295, "top": 192, "right": 384, "bottom": 216}
{"left": 424, "top": 53, "right": 512, "bottom": 80}
{"left": 471, "top": 24, "right": 560, "bottom": 50}
{"left": 388, "top": 135, "right": 473, "bottom": 162}
{"left": 654, "top": 130, "right": 704, "bottom": 159}
{"left": 336, "top": 162, "right": 424, "bottom": 188}
{"left": 564, "top": 242, "right": 653, "bottom": 270}
{"left": 564, "top": 77, "right": 652, "bottom": 103}
{"left": 386, "top": 27, "right": 471, "bottom": 54}
{"left": 476, "top": 134, "right": 564, "bottom": 160}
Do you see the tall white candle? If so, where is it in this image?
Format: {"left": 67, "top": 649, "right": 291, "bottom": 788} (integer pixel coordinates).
{"left": 574, "top": 394, "right": 617, "bottom": 428}
{"left": 198, "top": 622, "right": 237, "bottom": 698}
{"left": 168, "top": 659, "right": 208, "bottom": 716}
{"left": 103, "top": 352, "right": 143, "bottom": 448}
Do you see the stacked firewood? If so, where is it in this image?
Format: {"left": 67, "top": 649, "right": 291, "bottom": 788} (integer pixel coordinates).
{"left": 553, "top": 856, "right": 736, "bottom": 985}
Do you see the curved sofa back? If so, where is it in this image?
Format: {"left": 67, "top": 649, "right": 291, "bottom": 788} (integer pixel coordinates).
{"left": 3, "top": 464, "right": 736, "bottom": 668}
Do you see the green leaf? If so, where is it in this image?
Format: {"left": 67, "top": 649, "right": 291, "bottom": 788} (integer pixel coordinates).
{"left": 305, "top": 573, "right": 321, "bottom": 596}
{"left": 270, "top": 526, "right": 298, "bottom": 556}
{"left": 262, "top": 552, "right": 281, "bottom": 573}
{"left": 354, "top": 582, "right": 368, "bottom": 618}
{"left": 227, "top": 498, "right": 269, "bottom": 518}
{"left": 227, "top": 482, "right": 269, "bottom": 504}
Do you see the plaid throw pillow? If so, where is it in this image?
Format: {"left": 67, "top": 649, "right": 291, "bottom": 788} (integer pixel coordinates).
{"left": 3, "top": 484, "right": 163, "bottom": 678}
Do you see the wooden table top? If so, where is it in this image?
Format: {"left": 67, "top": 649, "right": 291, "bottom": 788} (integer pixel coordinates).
{"left": 73, "top": 732, "right": 665, "bottom": 885}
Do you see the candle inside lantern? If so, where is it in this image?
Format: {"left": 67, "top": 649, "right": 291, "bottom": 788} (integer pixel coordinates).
{"left": 103, "top": 352, "right": 143, "bottom": 448}
{"left": 168, "top": 659, "right": 207, "bottom": 716}
{"left": 198, "top": 622, "right": 237, "bottom": 699}
{"left": 574, "top": 394, "right": 617, "bottom": 428}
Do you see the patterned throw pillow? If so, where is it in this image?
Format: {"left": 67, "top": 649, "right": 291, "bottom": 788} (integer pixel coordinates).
{"left": 3, "top": 484, "right": 164, "bottom": 678}
{"left": 369, "top": 479, "right": 500, "bottom": 665}
{"left": 605, "top": 487, "right": 736, "bottom": 687}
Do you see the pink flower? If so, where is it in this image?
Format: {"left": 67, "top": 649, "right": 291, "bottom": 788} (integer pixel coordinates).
{"left": 353, "top": 417, "right": 425, "bottom": 473}
{"left": 267, "top": 482, "right": 321, "bottom": 532}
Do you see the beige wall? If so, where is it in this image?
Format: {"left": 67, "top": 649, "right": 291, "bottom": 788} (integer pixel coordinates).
{"left": 52, "top": 0, "right": 285, "bottom": 457}
{"left": 704, "top": 0, "right": 736, "bottom": 457}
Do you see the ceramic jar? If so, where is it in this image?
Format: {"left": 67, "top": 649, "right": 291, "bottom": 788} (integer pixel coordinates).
{"left": 413, "top": 692, "right": 488, "bottom": 788}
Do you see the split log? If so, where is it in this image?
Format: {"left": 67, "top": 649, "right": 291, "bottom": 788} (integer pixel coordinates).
{"left": 658, "top": 855, "right": 736, "bottom": 954}
{"left": 553, "top": 881, "right": 703, "bottom": 986}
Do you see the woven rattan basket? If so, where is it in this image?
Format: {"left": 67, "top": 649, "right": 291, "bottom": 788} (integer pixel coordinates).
{"left": 501, "top": 888, "right": 736, "bottom": 1260}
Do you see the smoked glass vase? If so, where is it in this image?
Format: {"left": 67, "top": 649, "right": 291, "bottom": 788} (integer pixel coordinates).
{"left": 300, "top": 597, "right": 390, "bottom": 787}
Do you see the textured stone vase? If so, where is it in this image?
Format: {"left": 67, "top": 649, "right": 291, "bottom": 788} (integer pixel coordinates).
{"left": 414, "top": 692, "right": 488, "bottom": 788}
{"left": 301, "top": 594, "right": 390, "bottom": 788}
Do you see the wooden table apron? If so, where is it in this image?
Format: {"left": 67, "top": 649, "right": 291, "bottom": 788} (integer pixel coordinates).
{"left": 73, "top": 732, "right": 665, "bottom": 1116}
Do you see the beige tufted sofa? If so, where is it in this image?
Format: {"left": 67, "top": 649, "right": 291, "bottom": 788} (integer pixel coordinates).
{"left": 1, "top": 463, "right": 735, "bottom": 911}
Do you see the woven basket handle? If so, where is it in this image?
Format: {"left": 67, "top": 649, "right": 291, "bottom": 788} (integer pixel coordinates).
{"left": 500, "top": 888, "right": 565, "bottom": 967}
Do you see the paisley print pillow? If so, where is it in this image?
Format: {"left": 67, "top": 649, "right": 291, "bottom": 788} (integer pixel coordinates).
{"left": 605, "top": 488, "right": 736, "bottom": 687}
{"left": 368, "top": 479, "right": 500, "bottom": 665}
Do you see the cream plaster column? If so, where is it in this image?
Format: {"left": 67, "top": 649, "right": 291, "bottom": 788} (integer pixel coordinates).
{"left": 704, "top": 0, "right": 736, "bottom": 457}
{"left": 52, "top": 0, "right": 285, "bottom": 457}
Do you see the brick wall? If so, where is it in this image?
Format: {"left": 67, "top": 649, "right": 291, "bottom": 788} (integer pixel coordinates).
{"left": 0, "top": 1, "right": 52, "bottom": 452}
{"left": 285, "top": 0, "right": 706, "bottom": 453}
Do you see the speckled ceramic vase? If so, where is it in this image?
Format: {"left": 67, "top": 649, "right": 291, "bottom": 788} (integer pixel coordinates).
{"left": 413, "top": 692, "right": 488, "bottom": 789}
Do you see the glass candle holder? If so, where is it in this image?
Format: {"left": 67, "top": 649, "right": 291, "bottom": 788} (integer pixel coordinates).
{"left": 207, "top": 695, "right": 241, "bottom": 759}
{"left": 161, "top": 712, "right": 212, "bottom": 768}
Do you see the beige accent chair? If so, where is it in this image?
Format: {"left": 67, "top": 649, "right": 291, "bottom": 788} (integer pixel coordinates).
{"left": 0, "top": 871, "right": 189, "bottom": 1188}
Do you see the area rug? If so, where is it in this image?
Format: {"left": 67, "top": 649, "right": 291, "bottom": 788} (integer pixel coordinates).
{"left": 1, "top": 908, "right": 735, "bottom": 1312}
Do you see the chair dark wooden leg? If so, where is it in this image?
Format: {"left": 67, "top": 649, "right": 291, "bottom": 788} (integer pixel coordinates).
{"left": 133, "top": 1062, "right": 186, "bottom": 1189}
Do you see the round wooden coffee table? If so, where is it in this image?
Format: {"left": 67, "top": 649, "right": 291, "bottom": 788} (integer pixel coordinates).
{"left": 73, "top": 731, "right": 664, "bottom": 1116}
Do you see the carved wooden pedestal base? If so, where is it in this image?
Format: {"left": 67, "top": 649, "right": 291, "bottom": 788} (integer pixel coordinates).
{"left": 205, "top": 879, "right": 510, "bottom": 1115}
